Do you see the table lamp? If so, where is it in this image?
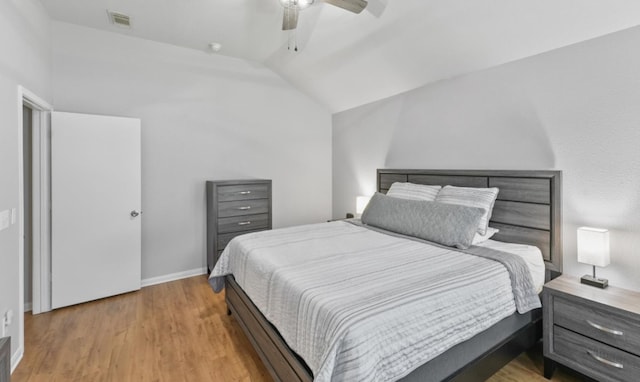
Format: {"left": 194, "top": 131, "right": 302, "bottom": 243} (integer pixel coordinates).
{"left": 577, "top": 227, "right": 610, "bottom": 288}
{"left": 356, "top": 195, "right": 371, "bottom": 217}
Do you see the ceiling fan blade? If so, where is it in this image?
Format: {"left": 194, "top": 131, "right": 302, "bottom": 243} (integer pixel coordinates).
{"left": 282, "top": 7, "right": 299, "bottom": 30}
{"left": 323, "top": 0, "right": 368, "bottom": 14}
{"left": 365, "top": 0, "right": 387, "bottom": 17}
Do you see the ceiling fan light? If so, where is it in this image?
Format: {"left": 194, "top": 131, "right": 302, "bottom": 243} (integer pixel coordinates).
{"left": 279, "top": 0, "right": 314, "bottom": 10}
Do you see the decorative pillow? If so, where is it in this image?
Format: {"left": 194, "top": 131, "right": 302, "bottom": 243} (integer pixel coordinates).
{"left": 472, "top": 227, "right": 499, "bottom": 245}
{"left": 435, "top": 185, "right": 499, "bottom": 235}
{"left": 387, "top": 182, "right": 442, "bottom": 201}
{"left": 361, "top": 192, "right": 485, "bottom": 249}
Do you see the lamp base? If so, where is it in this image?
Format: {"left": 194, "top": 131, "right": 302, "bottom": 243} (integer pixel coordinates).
{"left": 581, "top": 275, "right": 608, "bottom": 289}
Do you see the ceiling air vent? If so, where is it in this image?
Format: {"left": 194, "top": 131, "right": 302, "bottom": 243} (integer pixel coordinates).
{"left": 107, "top": 10, "right": 131, "bottom": 28}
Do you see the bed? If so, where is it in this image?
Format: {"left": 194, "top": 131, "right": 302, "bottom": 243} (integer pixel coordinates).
{"left": 209, "top": 169, "right": 563, "bottom": 382}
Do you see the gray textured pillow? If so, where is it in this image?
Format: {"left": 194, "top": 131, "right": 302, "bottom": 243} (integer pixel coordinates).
{"left": 361, "top": 192, "right": 485, "bottom": 249}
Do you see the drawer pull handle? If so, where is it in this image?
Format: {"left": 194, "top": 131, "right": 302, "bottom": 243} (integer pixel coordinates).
{"left": 587, "top": 320, "right": 624, "bottom": 336}
{"left": 238, "top": 191, "right": 252, "bottom": 195}
{"left": 236, "top": 206, "right": 252, "bottom": 210}
{"left": 587, "top": 350, "right": 624, "bottom": 369}
{"left": 237, "top": 221, "right": 251, "bottom": 226}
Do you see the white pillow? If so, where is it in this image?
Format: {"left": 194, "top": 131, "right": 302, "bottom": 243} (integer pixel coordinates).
{"left": 436, "top": 185, "right": 499, "bottom": 235}
{"left": 386, "top": 182, "right": 441, "bottom": 201}
{"left": 472, "top": 227, "right": 499, "bottom": 245}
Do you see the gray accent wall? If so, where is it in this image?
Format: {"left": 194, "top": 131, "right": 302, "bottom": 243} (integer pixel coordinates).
{"left": 0, "top": 0, "right": 51, "bottom": 365}
{"left": 333, "top": 25, "right": 640, "bottom": 291}
{"left": 51, "top": 22, "right": 332, "bottom": 280}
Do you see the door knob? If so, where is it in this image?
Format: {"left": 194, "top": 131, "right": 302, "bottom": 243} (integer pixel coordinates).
{"left": 130, "top": 210, "right": 142, "bottom": 218}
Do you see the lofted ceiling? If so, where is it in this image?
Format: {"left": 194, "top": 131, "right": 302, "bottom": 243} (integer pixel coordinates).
{"left": 42, "top": 0, "right": 640, "bottom": 112}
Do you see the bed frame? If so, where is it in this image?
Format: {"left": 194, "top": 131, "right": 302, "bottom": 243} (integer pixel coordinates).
{"left": 223, "top": 169, "right": 563, "bottom": 382}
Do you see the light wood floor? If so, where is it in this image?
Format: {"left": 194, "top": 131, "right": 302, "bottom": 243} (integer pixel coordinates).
{"left": 14, "top": 276, "right": 583, "bottom": 382}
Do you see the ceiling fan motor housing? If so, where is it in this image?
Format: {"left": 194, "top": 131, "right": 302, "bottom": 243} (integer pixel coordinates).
{"left": 280, "top": 0, "right": 315, "bottom": 10}
{"left": 280, "top": 0, "right": 368, "bottom": 32}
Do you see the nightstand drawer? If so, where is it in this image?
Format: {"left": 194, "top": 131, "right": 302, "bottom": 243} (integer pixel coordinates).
{"left": 554, "top": 296, "right": 640, "bottom": 355}
{"left": 554, "top": 326, "right": 640, "bottom": 381}
{"left": 218, "top": 214, "right": 270, "bottom": 234}
{"left": 218, "top": 184, "right": 270, "bottom": 202}
{"left": 218, "top": 199, "right": 269, "bottom": 218}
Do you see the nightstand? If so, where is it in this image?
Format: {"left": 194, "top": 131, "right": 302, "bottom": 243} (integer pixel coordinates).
{"left": 0, "top": 337, "right": 9, "bottom": 382}
{"left": 543, "top": 275, "right": 640, "bottom": 381}
{"left": 327, "top": 213, "right": 355, "bottom": 222}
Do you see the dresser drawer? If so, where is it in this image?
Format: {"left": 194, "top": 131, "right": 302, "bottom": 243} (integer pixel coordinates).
{"left": 218, "top": 214, "right": 270, "bottom": 234}
{"left": 554, "top": 296, "right": 640, "bottom": 356}
{"left": 0, "top": 337, "right": 9, "bottom": 382}
{"left": 218, "top": 184, "right": 270, "bottom": 202}
{"left": 218, "top": 199, "right": 269, "bottom": 218}
{"left": 218, "top": 230, "right": 264, "bottom": 249}
{"left": 554, "top": 326, "right": 640, "bottom": 381}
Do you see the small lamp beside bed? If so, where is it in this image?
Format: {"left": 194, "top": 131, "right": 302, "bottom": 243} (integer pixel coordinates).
{"left": 577, "top": 227, "right": 610, "bottom": 289}
{"left": 356, "top": 195, "right": 372, "bottom": 217}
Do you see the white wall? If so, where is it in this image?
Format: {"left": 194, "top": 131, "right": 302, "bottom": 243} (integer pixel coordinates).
{"left": 333, "top": 26, "right": 640, "bottom": 291}
{"left": 51, "top": 22, "right": 332, "bottom": 280}
{"left": 0, "top": 0, "right": 51, "bottom": 368}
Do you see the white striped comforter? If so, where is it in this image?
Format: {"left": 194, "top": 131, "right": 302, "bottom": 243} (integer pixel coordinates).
{"left": 209, "top": 221, "right": 535, "bottom": 382}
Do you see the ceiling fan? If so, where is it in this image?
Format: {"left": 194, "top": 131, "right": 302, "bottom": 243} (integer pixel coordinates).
{"left": 279, "top": 0, "right": 368, "bottom": 31}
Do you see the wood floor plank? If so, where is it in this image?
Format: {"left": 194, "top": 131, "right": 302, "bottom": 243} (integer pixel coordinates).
{"left": 14, "top": 276, "right": 581, "bottom": 381}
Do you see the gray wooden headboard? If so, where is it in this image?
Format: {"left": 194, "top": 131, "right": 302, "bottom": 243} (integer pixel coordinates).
{"left": 377, "top": 169, "right": 562, "bottom": 273}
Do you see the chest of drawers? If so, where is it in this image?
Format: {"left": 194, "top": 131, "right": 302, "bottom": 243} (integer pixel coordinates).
{"left": 206, "top": 180, "right": 272, "bottom": 271}
{"left": 543, "top": 276, "right": 640, "bottom": 381}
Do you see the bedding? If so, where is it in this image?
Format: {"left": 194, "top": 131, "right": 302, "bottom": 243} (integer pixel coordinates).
{"left": 476, "top": 239, "right": 545, "bottom": 293}
{"left": 472, "top": 227, "right": 499, "bottom": 245}
{"left": 435, "top": 185, "right": 499, "bottom": 235}
{"left": 361, "top": 192, "right": 484, "bottom": 249}
{"left": 386, "top": 182, "right": 441, "bottom": 201}
{"left": 209, "top": 221, "right": 541, "bottom": 382}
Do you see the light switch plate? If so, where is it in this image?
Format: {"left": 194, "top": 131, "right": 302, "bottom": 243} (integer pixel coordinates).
{"left": 0, "top": 210, "right": 9, "bottom": 231}
{"left": 10, "top": 208, "right": 17, "bottom": 224}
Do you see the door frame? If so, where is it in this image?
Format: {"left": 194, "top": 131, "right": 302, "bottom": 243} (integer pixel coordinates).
{"left": 17, "top": 87, "right": 53, "bottom": 348}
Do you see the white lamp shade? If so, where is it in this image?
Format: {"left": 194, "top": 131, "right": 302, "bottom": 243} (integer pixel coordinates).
{"left": 577, "top": 227, "right": 610, "bottom": 267}
{"left": 356, "top": 195, "right": 371, "bottom": 215}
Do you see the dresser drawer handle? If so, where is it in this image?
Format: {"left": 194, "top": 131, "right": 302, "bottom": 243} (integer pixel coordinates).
{"left": 587, "top": 320, "right": 624, "bottom": 336}
{"left": 236, "top": 206, "right": 252, "bottom": 210}
{"left": 587, "top": 350, "right": 624, "bottom": 369}
{"left": 237, "top": 221, "right": 251, "bottom": 226}
{"left": 237, "top": 191, "right": 252, "bottom": 195}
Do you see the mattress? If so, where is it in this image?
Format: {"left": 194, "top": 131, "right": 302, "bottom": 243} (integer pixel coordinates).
{"left": 209, "top": 221, "right": 541, "bottom": 382}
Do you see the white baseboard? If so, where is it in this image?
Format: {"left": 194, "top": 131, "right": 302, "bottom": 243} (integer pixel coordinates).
{"left": 141, "top": 267, "right": 207, "bottom": 288}
{"left": 24, "top": 302, "right": 32, "bottom": 312}
{"left": 11, "top": 346, "right": 23, "bottom": 374}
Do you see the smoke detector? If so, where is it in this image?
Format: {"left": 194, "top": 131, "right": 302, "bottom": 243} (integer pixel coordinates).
{"left": 107, "top": 10, "right": 132, "bottom": 28}
{"left": 209, "top": 42, "right": 222, "bottom": 53}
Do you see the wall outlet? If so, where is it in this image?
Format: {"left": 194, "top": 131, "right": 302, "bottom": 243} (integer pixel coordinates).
{"left": 0, "top": 210, "right": 9, "bottom": 231}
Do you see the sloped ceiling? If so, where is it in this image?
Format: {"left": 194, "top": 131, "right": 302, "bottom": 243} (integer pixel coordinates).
{"left": 42, "top": 0, "right": 640, "bottom": 112}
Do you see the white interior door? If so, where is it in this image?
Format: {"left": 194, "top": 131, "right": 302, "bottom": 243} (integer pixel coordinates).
{"left": 51, "top": 112, "right": 141, "bottom": 309}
